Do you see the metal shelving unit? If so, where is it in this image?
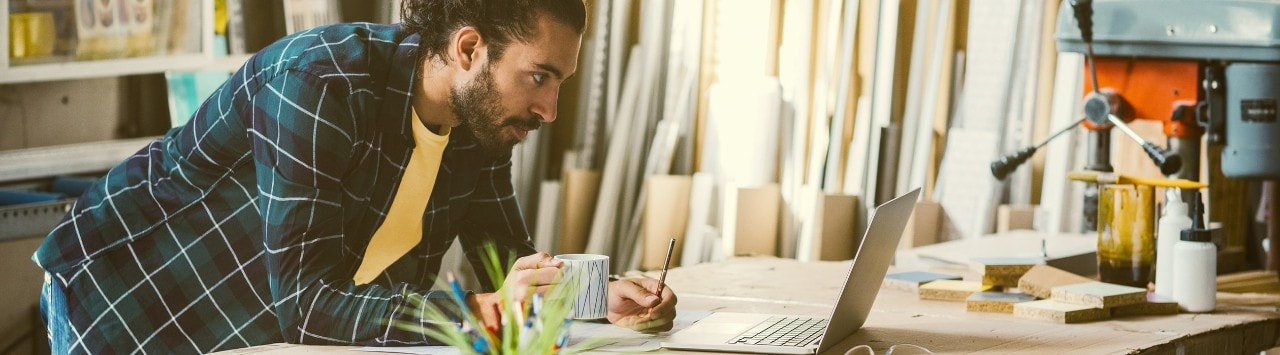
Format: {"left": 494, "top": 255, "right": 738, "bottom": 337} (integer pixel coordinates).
{"left": 1, "top": 0, "right": 235, "bottom": 240}
{"left": 1, "top": 0, "right": 220, "bottom": 83}
{"left": 0, "top": 137, "right": 155, "bottom": 241}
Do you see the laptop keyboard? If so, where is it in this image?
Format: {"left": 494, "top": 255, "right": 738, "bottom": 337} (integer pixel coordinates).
{"left": 727, "top": 316, "right": 828, "bottom": 347}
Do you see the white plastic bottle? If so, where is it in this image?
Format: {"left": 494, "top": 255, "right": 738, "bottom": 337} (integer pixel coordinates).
{"left": 1155, "top": 188, "right": 1191, "bottom": 298}
{"left": 1173, "top": 192, "right": 1216, "bottom": 313}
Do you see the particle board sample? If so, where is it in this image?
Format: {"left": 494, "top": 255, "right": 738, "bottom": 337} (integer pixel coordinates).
{"left": 919, "top": 280, "right": 992, "bottom": 302}
{"left": 1111, "top": 293, "right": 1180, "bottom": 317}
{"left": 1019, "top": 264, "right": 1094, "bottom": 299}
{"left": 971, "top": 257, "right": 1041, "bottom": 276}
{"left": 1014, "top": 299, "right": 1110, "bottom": 323}
{"left": 883, "top": 271, "right": 962, "bottom": 293}
{"left": 1051, "top": 282, "right": 1146, "bottom": 309}
{"left": 967, "top": 291, "right": 1036, "bottom": 313}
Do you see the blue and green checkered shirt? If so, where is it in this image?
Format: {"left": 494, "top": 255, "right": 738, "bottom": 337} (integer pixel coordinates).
{"left": 33, "top": 22, "right": 536, "bottom": 354}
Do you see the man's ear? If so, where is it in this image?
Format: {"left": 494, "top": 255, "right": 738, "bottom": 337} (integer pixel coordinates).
{"left": 450, "top": 26, "right": 485, "bottom": 72}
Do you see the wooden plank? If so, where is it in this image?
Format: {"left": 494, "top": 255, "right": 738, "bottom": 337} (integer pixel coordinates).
{"left": 821, "top": 0, "right": 860, "bottom": 192}
{"left": 570, "top": 0, "right": 611, "bottom": 169}
{"left": 897, "top": 0, "right": 941, "bottom": 196}
{"left": 534, "top": 181, "right": 561, "bottom": 253}
{"left": 1051, "top": 282, "right": 1147, "bottom": 309}
{"left": 971, "top": 257, "right": 1041, "bottom": 276}
{"left": 776, "top": 0, "right": 817, "bottom": 259}
{"left": 584, "top": 46, "right": 644, "bottom": 258}
{"left": 883, "top": 271, "right": 962, "bottom": 292}
{"left": 920, "top": 280, "right": 992, "bottom": 301}
{"left": 1111, "top": 293, "right": 1180, "bottom": 317}
{"left": 1039, "top": 53, "right": 1084, "bottom": 234}
{"left": 691, "top": 0, "right": 716, "bottom": 171}
{"left": 1028, "top": 0, "right": 1061, "bottom": 205}
{"left": 1019, "top": 264, "right": 1094, "bottom": 299}
{"left": 967, "top": 291, "right": 1036, "bottom": 313}
{"left": 1014, "top": 299, "right": 1111, "bottom": 323}
{"left": 923, "top": 1, "right": 960, "bottom": 199}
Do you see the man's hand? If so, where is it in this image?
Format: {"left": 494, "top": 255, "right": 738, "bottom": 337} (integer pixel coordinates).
{"left": 607, "top": 277, "right": 678, "bottom": 332}
{"left": 469, "top": 253, "right": 563, "bottom": 329}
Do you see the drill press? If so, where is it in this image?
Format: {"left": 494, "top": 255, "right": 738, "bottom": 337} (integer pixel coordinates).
{"left": 994, "top": 0, "right": 1280, "bottom": 231}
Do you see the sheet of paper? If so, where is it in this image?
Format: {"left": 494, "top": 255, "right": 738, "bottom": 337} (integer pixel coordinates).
{"left": 355, "top": 309, "right": 712, "bottom": 354}
{"left": 567, "top": 309, "right": 713, "bottom": 352}
{"left": 355, "top": 346, "right": 461, "bottom": 355}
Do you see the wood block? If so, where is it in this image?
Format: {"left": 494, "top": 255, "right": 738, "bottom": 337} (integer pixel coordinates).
{"left": 1051, "top": 282, "right": 1146, "bottom": 309}
{"left": 996, "top": 204, "right": 1036, "bottom": 233}
{"left": 971, "top": 257, "right": 1041, "bottom": 277}
{"left": 1217, "top": 270, "right": 1280, "bottom": 293}
{"left": 982, "top": 273, "right": 1022, "bottom": 288}
{"left": 1014, "top": 299, "right": 1111, "bottom": 323}
{"left": 1019, "top": 264, "right": 1094, "bottom": 299}
{"left": 883, "top": 271, "right": 961, "bottom": 292}
{"left": 727, "top": 184, "right": 780, "bottom": 257}
{"left": 641, "top": 175, "right": 692, "bottom": 270}
{"left": 558, "top": 169, "right": 601, "bottom": 255}
{"left": 901, "top": 201, "right": 941, "bottom": 249}
{"left": 966, "top": 291, "right": 1036, "bottom": 313}
{"left": 810, "top": 194, "right": 860, "bottom": 261}
{"left": 1111, "top": 293, "right": 1180, "bottom": 317}
{"left": 919, "top": 280, "right": 992, "bottom": 302}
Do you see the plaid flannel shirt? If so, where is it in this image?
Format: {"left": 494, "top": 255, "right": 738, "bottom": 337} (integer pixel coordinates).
{"left": 32, "top": 22, "right": 536, "bottom": 354}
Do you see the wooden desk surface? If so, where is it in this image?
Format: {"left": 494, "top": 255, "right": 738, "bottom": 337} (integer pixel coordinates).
{"left": 668, "top": 257, "right": 1280, "bottom": 354}
{"left": 221, "top": 257, "right": 1280, "bottom": 354}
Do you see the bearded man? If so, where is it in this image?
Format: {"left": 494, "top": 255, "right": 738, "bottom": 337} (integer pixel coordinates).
{"left": 33, "top": 1, "right": 676, "bottom": 353}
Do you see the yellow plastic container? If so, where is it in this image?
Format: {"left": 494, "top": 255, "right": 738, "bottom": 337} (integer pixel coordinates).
{"left": 1097, "top": 184, "right": 1156, "bottom": 288}
{"left": 9, "top": 12, "right": 57, "bottom": 59}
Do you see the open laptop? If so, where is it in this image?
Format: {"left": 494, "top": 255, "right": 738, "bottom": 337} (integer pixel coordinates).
{"left": 661, "top": 188, "right": 921, "bottom": 355}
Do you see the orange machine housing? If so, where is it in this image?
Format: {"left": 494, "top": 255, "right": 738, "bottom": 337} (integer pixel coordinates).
{"left": 1081, "top": 58, "right": 1204, "bottom": 138}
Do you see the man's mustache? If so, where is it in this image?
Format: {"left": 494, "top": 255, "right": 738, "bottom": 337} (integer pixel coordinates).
{"left": 504, "top": 116, "right": 542, "bottom": 131}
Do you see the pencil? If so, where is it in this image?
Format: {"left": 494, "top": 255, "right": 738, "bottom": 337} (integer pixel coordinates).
{"left": 656, "top": 238, "right": 675, "bottom": 297}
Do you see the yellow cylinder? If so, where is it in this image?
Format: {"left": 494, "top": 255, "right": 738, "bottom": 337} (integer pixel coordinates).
{"left": 1097, "top": 184, "right": 1156, "bottom": 288}
{"left": 8, "top": 12, "right": 57, "bottom": 59}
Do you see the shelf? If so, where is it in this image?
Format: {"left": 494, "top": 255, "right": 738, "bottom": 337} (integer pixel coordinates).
{"left": 0, "top": 54, "right": 225, "bottom": 84}
{"left": 0, "top": 137, "right": 156, "bottom": 184}
{"left": 0, "top": 198, "right": 72, "bottom": 241}
{"left": 2, "top": 0, "right": 218, "bottom": 84}
{"left": 209, "top": 53, "right": 255, "bottom": 73}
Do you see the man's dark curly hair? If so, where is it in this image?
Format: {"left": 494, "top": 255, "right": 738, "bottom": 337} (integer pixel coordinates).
{"left": 401, "top": 0, "right": 587, "bottom": 64}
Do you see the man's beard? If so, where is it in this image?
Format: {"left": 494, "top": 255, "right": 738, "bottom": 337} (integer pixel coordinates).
{"left": 450, "top": 65, "right": 542, "bottom": 156}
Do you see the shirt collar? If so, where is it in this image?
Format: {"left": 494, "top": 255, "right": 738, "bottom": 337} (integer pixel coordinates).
{"left": 382, "top": 31, "right": 423, "bottom": 143}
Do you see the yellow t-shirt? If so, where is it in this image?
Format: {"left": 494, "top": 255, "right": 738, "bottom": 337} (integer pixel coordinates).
{"left": 352, "top": 109, "right": 449, "bottom": 285}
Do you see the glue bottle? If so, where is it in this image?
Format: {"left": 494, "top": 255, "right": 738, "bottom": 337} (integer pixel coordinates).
{"left": 1155, "top": 188, "right": 1191, "bottom": 299}
{"left": 1173, "top": 191, "right": 1216, "bottom": 313}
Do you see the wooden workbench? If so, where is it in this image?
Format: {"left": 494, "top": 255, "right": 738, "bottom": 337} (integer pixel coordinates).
{"left": 220, "top": 257, "right": 1280, "bottom": 354}
{"left": 666, "top": 257, "right": 1280, "bottom": 354}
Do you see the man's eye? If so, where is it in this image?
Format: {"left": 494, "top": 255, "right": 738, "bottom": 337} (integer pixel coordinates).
{"left": 532, "top": 73, "right": 546, "bottom": 84}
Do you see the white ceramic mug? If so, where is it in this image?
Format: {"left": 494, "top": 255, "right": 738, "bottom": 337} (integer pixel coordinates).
{"left": 553, "top": 254, "right": 609, "bottom": 320}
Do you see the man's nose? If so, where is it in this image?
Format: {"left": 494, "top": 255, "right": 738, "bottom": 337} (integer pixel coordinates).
{"left": 530, "top": 90, "right": 559, "bottom": 123}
